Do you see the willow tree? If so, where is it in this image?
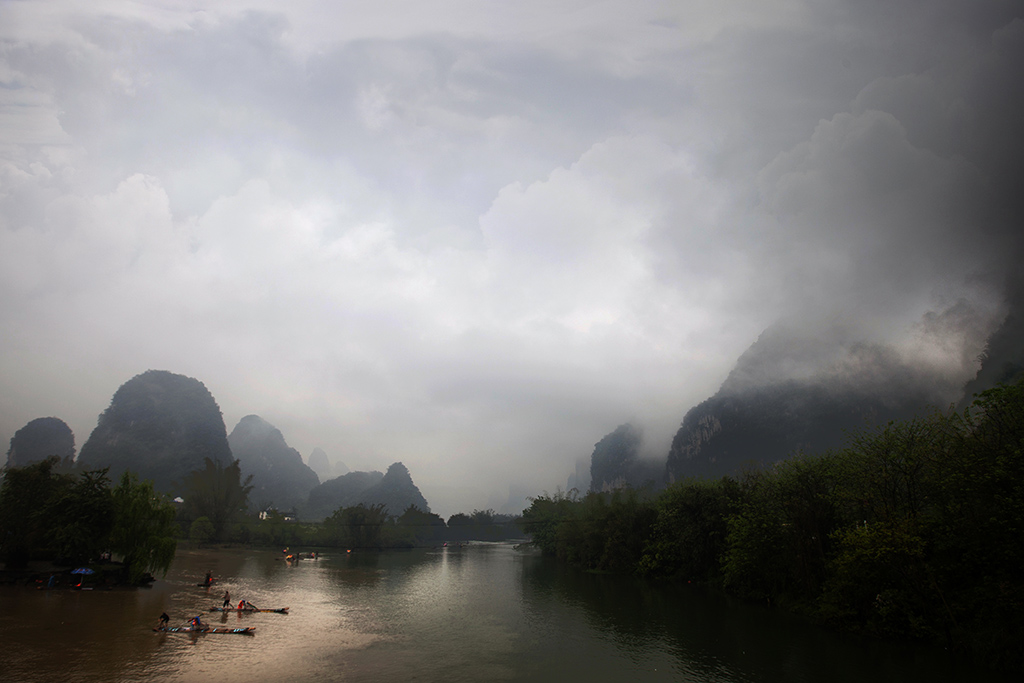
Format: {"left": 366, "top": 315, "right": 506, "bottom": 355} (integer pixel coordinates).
{"left": 109, "top": 471, "right": 177, "bottom": 584}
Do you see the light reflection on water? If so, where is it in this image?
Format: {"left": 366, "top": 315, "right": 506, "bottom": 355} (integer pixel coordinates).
{"left": 0, "top": 544, "right": 1015, "bottom": 683}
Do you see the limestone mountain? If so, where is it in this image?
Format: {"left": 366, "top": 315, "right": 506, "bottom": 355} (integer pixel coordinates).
{"left": 665, "top": 327, "right": 950, "bottom": 482}
{"left": 227, "top": 415, "right": 320, "bottom": 512}
{"left": 665, "top": 382, "right": 920, "bottom": 481}
{"left": 303, "top": 470, "right": 384, "bottom": 521}
{"left": 358, "top": 462, "right": 430, "bottom": 516}
{"left": 589, "top": 423, "right": 663, "bottom": 492}
{"left": 565, "top": 457, "right": 591, "bottom": 495}
{"left": 5, "top": 417, "right": 76, "bottom": 469}
{"left": 77, "top": 370, "right": 233, "bottom": 493}
{"left": 307, "top": 447, "right": 331, "bottom": 482}
{"left": 960, "top": 295, "right": 1024, "bottom": 407}
{"left": 301, "top": 462, "right": 429, "bottom": 521}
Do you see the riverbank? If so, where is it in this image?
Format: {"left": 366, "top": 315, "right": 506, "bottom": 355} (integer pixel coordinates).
{"left": 0, "top": 560, "right": 153, "bottom": 589}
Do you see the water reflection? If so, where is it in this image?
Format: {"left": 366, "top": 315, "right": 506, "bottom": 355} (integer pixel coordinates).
{"left": 1, "top": 545, "right": 1016, "bottom": 683}
{"left": 519, "top": 554, "right": 1016, "bottom": 683}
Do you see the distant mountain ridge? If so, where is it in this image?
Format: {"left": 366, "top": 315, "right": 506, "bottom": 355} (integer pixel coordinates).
{"left": 585, "top": 310, "right": 1012, "bottom": 488}
{"left": 306, "top": 447, "right": 350, "bottom": 482}
{"left": 3, "top": 369, "right": 430, "bottom": 522}
{"left": 302, "top": 462, "right": 430, "bottom": 521}
{"left": 227, "top": 415, "right": 320, "bottom": 512}
{"left": 664, "top": 380, "right": 929, "bottom": 481}
{"left": 664, "top": 327, "right": 957, "bottom": 482}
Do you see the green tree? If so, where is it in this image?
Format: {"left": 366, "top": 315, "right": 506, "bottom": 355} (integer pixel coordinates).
{"left": 396, "top": 505, "right": 447, "bottom": 546}
{"left": 819, "top": 520, "right": 934, "bottom": 638}
{"left": 520, "top": 488, "right": 657, "bottom": 573}
{"left": 0, "top": 457, "right": 74, "bottom": 567}
{"left": 593, "top": 489, "right": 657, "bottom": 573}
{"left": 180, "top": 458, "right": 254, "bottom": 541}
{"left": 324, "top": 503, "right": 389, "bottom": 549}
{"left": 639, "top": 477, "right": 738, "bottom": 580}
{"left": 254, "top": 510, "right": 303, "bottom": 547}
{"left": 50, "top": 469, "right": 115, "bottom": 565}
{"left": 924, "top": 382, "right": 1024, "bottom": 666}
{"left": 189, "top": 516, "right": 216, "bottom": 544}
{"left": 521, "top": 490, "right": 581, "bottom": 556}
{"left": 722, "top": 454, "right": 840, "bottom": 602}
{"left": 109, "top": 471, "right": 177, "bottom": 584}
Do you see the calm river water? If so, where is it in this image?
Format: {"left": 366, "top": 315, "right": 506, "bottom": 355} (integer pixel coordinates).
{"left": 0, "top": 544, "right": 1012, "bottom": 682}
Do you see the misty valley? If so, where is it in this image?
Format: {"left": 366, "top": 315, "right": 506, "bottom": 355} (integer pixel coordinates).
{"left": 3, "top": 335, "right": 1024, "bottom": 676}
{"left": 6, "top": 1, "right": 1024, "bottom": 681}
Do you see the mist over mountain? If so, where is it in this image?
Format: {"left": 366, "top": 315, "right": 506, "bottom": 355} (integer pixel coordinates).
{"left": 565, "top": 457, "right": 591, "bottom": 495}
{"left": 307, "top": 447, "right": 331, "bottom": 482}
{"left": 589, "top": 423, "right": 664, "bottom": 492}
{"left": 664, "top": 305, "right": 1007, "bottom": 481}
{"left": 76, "top": 370, "right": 233, "bottom": 493}
{"left": 5, "top": 416, "right": 75, "bottom": 469}
{"left": 306, "top": 447, "right": 350, "bottom": 483}
{"left": 961, "top": 287, "right": 1024, "bottom": 407}
{"left": 227, "top": 415, "right": 320, "bottom": 512}
{"left": 2, "top": 1, "right": 1023, "bottom": 521}
{"left": 665, "top": 380, "right": 925, "bottom": 481}
{"left": 302, "top": 462, "right": 429, "bottom": 521}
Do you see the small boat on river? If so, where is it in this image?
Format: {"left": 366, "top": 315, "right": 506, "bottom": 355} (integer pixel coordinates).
{"left": 154, "top": 626, "right": 255, "bottom": 634}
{"left": 209, "top": 606, "right": 289, "bottom": 613}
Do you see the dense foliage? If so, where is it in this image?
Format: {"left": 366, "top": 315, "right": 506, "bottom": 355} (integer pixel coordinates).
{"left": 221, "top": 504, "right": 520, "bottom": 549}
{"left": 445, "top": 509, "right": 519, "bottom": 542}
{"left": 0, "top": 458, "right": 107, "bottom": 567}
{"left": 0, "top": 459, "right": 177, "bottom": 583}
{"left": 179, "top": 457, "right": 254, "bottom": 542}
{"left": 522, "top": 380, "right": 1024, "bottom": 671}
{"left": 109, "top": 471, "right": 178, "bottom": 583}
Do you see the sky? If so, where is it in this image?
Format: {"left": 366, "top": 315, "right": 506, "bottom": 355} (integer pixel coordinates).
{"left": 1, "top": 1, "right": 1022, "bottom": 519}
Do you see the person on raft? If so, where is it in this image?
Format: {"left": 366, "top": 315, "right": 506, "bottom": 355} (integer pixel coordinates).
{"left": 222, "top": 590, "right": 231, "bottom": 608}
{"left": 203, "top": 571, "right": 214, "bottom": 586}
{"left": 158, "top": 612, "right": 170, "bottom": 628}
{"left": 190, "top": 615, "right": 205, "bottom": 630}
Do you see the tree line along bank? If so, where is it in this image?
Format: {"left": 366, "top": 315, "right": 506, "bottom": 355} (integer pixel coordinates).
{"left": 522, "top": 380, "right": 1024, "bottom": 673}
{"left": 0, "top": 453, "right": 523, "bottom": 587}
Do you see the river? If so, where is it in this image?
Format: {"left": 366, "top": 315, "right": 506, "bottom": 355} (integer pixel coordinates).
{"left": 0, "top": 544, "right": 1012, "bottom": 682}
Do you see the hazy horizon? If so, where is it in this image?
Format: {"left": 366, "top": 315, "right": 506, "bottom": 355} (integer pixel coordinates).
{"left": 3, "top": 1, "right": 1022, "bottom": 520}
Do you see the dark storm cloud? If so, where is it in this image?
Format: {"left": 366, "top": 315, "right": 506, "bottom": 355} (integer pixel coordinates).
{"left": 1, "top": 1, "right": 1022, "bottom": 516}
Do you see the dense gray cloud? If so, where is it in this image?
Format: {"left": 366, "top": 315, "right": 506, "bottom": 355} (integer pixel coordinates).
{"left": 1, "top": 1, "right": 1021, "bottom": 517}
